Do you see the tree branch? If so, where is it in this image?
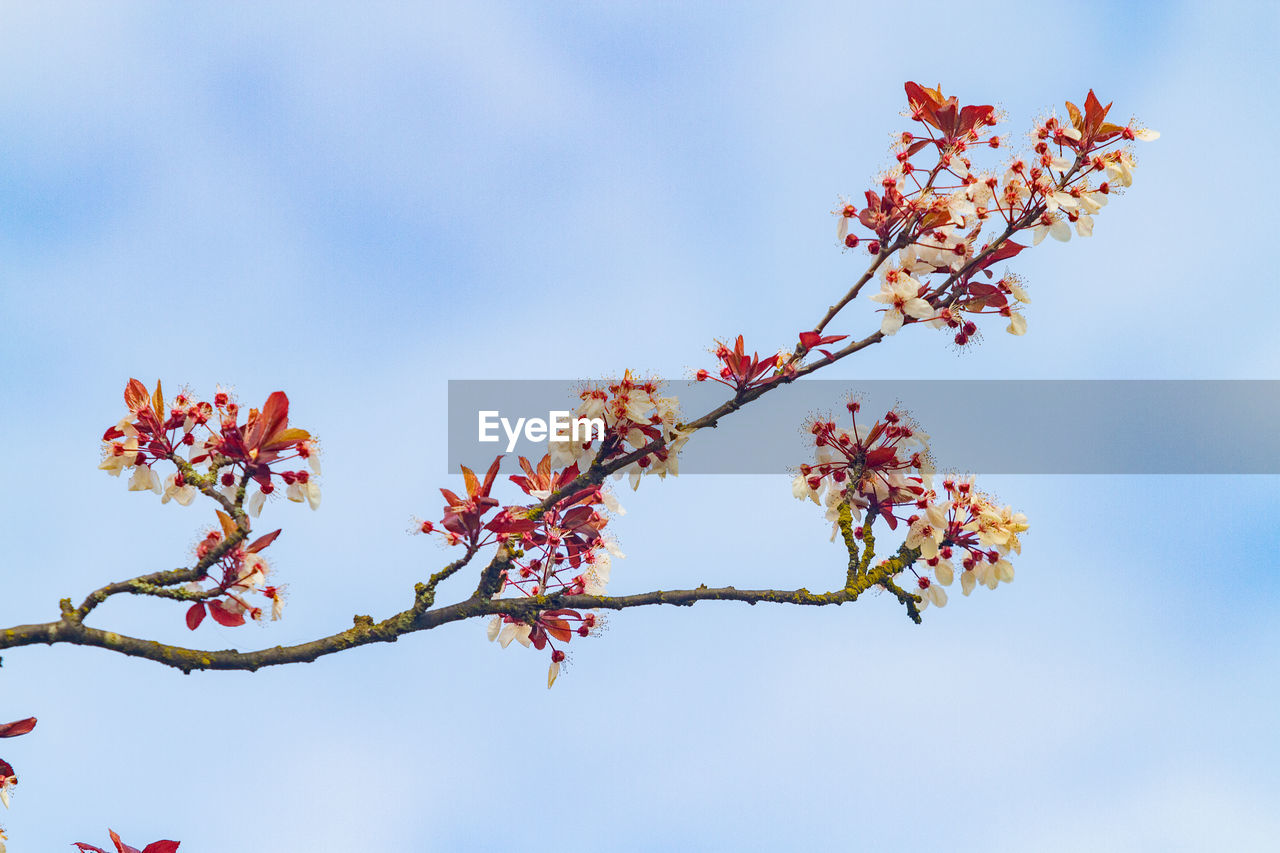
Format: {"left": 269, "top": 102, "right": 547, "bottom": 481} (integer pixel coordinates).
{"left": 0, "top": 543, "right": 922, "bottom": 673}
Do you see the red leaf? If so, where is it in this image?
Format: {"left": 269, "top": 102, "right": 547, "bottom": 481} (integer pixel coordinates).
{"left": 246, "top": 529, "right": 282, "bottom": 553}
{"left": 109, "top": 828, "right": 143, "bottom": 853}
{"left": 142, "top": 842, "right": 182, "bottom": 853}
{"left": 185, "top": 603, "right": 206, "bottom": 631}
{"left": 544, "top": 618, "right": 573, "bottom": 643}
{"left": 124, "top": 378, "right": 150, "bottom": 412}
{"left": 460, "top": 465, "right": 480, "bottom": 498}
{"left": 0, "top": 716, "right": 37, "bottom": 738}
{"left": 215, "top": 509, "right": 239, "bottom": 540}
{"left": 864, "top": 446, "right": 898, "bottom": 468}
{"left": 798, "top": 331, "right": 848, "bottom": 350}
{"left": 244, "top": 391, "right": 290, "bottom": 453}
{"left": 208, "top": 599, "right": 246, "bottom": 627}
{"left": 480, "top": 455, "right": 503, "bottom": 496}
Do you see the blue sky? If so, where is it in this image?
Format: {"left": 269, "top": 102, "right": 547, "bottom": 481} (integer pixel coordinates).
{"left": 1, "top": 1, "right": 1277, "bottom": 850}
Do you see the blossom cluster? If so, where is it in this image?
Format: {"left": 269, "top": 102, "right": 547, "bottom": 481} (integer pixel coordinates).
{"left": 547, "top": 372, "right": 688, "bottom": 490}
{"left": 695, "top": 334, "right": 797, "bottom": 393}
{"left": 97, "top": 379, "right": 315, "bottom": 630}
{"left": 99, "top": 379, "right": 321, "bottom": 516}
{"left": 902, "top": 474, "right": 1028, "bottom": 606}
{"left": 416, "top": 452, "right": 625, "bottom": 687}
{"left": 792, "top": 401, "right": 933, "bottom": 534}
{"left": 418, "top": 376, "right": 691, "bottom": 685}
{"left": 182, "top": 519, "right": 287, "bottom": 629}
{"left": 833, "top": 83, "right": 1156, "bottom": 344}
{"left": 792, "top": 401, "right": 1027, "bottom": 610}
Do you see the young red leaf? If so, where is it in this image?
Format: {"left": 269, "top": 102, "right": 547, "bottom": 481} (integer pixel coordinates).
{"left": 124, "top": 378, "right": 150, "bottom": 412}
{"left": 207, "top": 599, "right": 246, "bottom": 627}
{"left": 141, "top": 841, "right": 182, "bottom": 853}
{"left": 109, "top": 829, "right": 144, "bottom": 853}
{"left": 185, "top": 602, "right": 207, "bottom": 631}
{"left": 480, "top": 455, "right": 503, "bottom": 496}
{"left": 544, "top": 618, "right": 573, "bottom": 643}
{"left": 244, "top": 391, "right": 291, "bottom": 454}
{"left": 798, "top": 331, "right": 848, "bottom": 350}
{"left": 0, "top": 717, "right": 37, "bottom": 738}
{"left": 215, "top": 510, "right": 238, "bottom": 540}
{"left": 460, "top": 465, "right": 480, "bottom": 498}
{"left": 262, "top": 426, "right": 311, "bottom": 452}
{"left": 246, "top": 529, "right": 282, "bottom": 553}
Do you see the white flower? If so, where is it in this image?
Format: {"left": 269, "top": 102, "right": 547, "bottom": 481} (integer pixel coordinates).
{"left": 600, "top": 490, "right": 626, "bottom": 515}
{"left": 792, "top": 473, "right": 822, "bottom": 504}
{"left": 1006, "top": 310, "right": 1028, "bottom": 336}
{"left": 916, "top": 577, "right": 947, "bottom": 610}
{"left": 303, "top": 443, "right": 322, "bottom": 475}
{"left": 974, "top": 557, "right": 1015, "bottom": 590}
{"left": 486, "top": 616, "right": 502, "bottom": 642}
{"left": 1077, "top": 188, "right": 1109, "bottom": 214}
{"left": 869, "top": 273, "right": 933, "bottom": 335}
{"left": 230, "top": 553, "right": 269, "bottom": 594}
{"left": 160, "top": 475, "right": 198, "bottom": 506}
{"left": 128, "top": 466, "right": 162, "bottom": 494}
{"left": 547, "top": 658, "right": 561, "bottom": 689}
{"left": 584, "top": 551, "right": 612, "bottom": 595}
{"left": 1105, "top": 151, "right": 1135, "bottom": 187}
{"left": 1032, "top": 216, "right": 1071, "bottom": 245}
{"left": 1044, "top": 191, "right": 1079, "bottom": 213}
{"left": 286, "top": 479, "right": 322, "bottom": 510}
{"left": 905, "top": 517, "right": 943, "bottom": 560}
{"left": 248, "top": 489, "right": 267, "bottom": 517}
{"left": 497, "top": 622, "right": 532, "bottom": 648}
{"left": 601, "top": 536, "right": 625, "bottom": 559}
{"left": 99, "top": 436, "right": 140, "bottom": 476}
{"left": 897, "top": 244, "right": 935, "bottom": 276}
{"left": 1075, "top": 213, "right": 1094, "bottom": 237}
